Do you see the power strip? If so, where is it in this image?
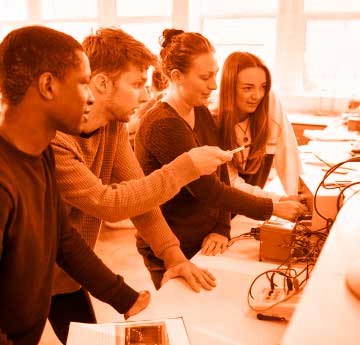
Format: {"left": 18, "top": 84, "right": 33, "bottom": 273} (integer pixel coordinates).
{"left": 251, "top": 287, "right": 302, "bottom": 320}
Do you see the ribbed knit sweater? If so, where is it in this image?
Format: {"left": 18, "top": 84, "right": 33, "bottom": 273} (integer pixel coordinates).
{"left": 135, "top": 102, "right": 273, "bottom": 258}
{"left": 51, "top": 120, "right": 201, "bottom": 294}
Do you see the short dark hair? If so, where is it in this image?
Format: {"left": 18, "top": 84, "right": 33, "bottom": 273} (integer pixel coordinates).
{"left": 82, "top": 27, "right": 157, "bottom": 78}
{"left": 159, "top": 28, "right": 215, "bottom": 79}
{"left": 0, "top": 25, "right": 83, "bottom": 105}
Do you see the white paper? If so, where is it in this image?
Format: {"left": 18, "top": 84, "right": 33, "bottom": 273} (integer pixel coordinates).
{"left": 66, "top": 317, "right": 191, "bottom": 345}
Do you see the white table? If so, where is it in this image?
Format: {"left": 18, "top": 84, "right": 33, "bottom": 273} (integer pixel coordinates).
{"left": 282, "top": 191, "right": 360, "bottom": 345}
{"left": 132, "top": 216, "right": 288, "bottom": 345}
{"left": 132, "top": 148, "right": 360, "bottom": 345}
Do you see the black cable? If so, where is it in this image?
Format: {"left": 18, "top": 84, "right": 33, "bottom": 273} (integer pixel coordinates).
{"left": 336, "top": 181, "right": 360, "bottom": 210}
{"left": 227, "top": 231, "right": 253, "bottom": 247}
{"left": 339, "top": 188, "right": 360, "bottom": 208}
{"left": 247, "top": 220, "right": 323, "bottom": 316}
{"left": 312, "top": 156, "right": 360, "bottom": 231}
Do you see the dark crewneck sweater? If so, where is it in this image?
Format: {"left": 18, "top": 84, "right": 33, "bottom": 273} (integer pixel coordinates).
{"left": 0, "top": 136, "right": 138, "bottom": 345}
{"left": 135, "top": 102, "right": 273, "bottom": 258}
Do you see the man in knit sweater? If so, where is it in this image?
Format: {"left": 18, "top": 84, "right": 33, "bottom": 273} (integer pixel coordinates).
{"left": 0, "top": 26, "right": 149, "bottom": 345}
{"left": 50, "top": 28, "right": 232, "bottom": 343}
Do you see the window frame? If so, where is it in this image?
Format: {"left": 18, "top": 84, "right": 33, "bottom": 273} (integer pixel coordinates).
{"left": 1, "top": 0, "right": 359, "bottom": 114}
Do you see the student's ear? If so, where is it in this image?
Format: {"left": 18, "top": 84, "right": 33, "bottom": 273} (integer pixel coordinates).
{"left": 38, "top": 72, "right": 56, "bottom": 100}
{"left": 93, "top": 73, "right": 108, "bottom": 94}
{"left": 169, "top": 69, "right": 184, "bottom": 85}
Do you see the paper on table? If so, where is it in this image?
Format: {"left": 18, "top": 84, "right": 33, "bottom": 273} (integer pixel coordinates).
{"left": 303, "top": 128, "right": 360, "bottom": 141}
{"left": 66, "top": 317, "right": 191, "bottom": 345}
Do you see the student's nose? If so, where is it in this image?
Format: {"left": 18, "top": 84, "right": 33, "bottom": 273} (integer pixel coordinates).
{"left": 209, "top": 77, "right": 217, "bottom": 91}
{"left": 87, "top": 87, "right": 95, "bottom": 106}
{"left": 139, "top": 86, "right": 151, "bottom": 104}
{"left": 251, "top": 88, "right": 262, "bottom": 101}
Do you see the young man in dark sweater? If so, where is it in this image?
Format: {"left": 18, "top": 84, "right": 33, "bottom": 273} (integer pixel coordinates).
{"left": 0, "top": 26, "right": 149, "bottom": 345}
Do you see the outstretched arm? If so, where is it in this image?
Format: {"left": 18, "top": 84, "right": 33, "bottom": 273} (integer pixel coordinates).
{"left": 52, "top": 127, "right": 200, "bottom": 222}
{"left": 139, "top": 117, "right": 273, "bottom": 221}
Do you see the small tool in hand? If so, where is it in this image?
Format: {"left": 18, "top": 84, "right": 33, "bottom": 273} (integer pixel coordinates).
{"left": 228, "top": 144, "right": 251, "bottom": 155}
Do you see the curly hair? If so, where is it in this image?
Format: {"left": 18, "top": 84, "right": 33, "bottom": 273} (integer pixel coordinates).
{"left": 159, "top": 28, "right": 215, "bottom": 79}
{"left": 82, "top": 27, "right": 157, "bottom": 78}
{"left": 0, "top": 25, "right": 83, "bottom": 105}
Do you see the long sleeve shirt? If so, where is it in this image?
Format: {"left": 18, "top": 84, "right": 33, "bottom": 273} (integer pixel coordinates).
{"left": 268, "top": 91, "right": 302, "bottom": 195}
{"left": 0, "top": 137, "right": 138, "bottom": 345}
{"left": 51, "top": 120, "right": 201, "bottom": 294}
{"left": 135, "top": 102, "right": 273, "bottom": 258}
{"left": 228, "top": 91, "right": 302, "bottom": 196}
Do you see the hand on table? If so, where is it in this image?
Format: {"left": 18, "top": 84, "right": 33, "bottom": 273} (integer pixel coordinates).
{"left": 201, "top": 233, "right": 228, "bottom": 256}
{"left": 161, "top": 260, "right": 216, "bottom": 293}
{"left": 124, "top": 290, "right": 151, "bottom": 320}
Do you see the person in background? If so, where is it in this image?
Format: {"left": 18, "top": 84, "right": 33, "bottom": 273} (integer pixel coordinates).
{"left": 128, "top": 66, "right": 169, "bottom": 146}
{"left": 134, "top": 29, "right": 307, "bottom": 289}
{"left": 50, "top": 27, "right": 232, "bottom": 344}
{"left": 0, "top": 25, "right": 149, "bottom": 345}
{"left": 217, "top": 52, "right": 302, "bottom": 201}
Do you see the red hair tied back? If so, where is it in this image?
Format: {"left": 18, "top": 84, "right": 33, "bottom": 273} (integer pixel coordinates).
{"left": 160, "top": 29, "right": 184, "bottom": 48}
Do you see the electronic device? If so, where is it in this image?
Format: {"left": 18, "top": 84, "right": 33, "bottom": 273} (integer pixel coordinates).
{"left": 252, "top": 287, "right": 302, "bottom": 321}
{"left": 299, "top": 174, "right": 343, "bottom": 231}
{"left": 345, "top": 257, "right": 360, "bottom": 300}
{"left": 259, "top": 220, "right": 296, "bottom": 263}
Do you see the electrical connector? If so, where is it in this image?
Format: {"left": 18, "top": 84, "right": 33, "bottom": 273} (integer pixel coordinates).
{"left": 250, "top": 227, "right": 260, "bottom": 240}
{"left": 251, "top": 287, "right": 302, "bottom": 320}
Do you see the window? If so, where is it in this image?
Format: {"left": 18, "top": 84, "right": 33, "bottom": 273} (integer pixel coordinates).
{"left": 200, "top": 0, "right": 278, "bottom": 15}
{"left": 42, "top": 0, "right": 97, "bottom": 19}
{"left": 195, "top": 0, "right": 360, "bottom": 113}
{"left": 116, "top": 0, "right": 172, "bottom": 54}
{"left": 304, "top": 20, "right": 360, "bottom": 98}
{"left": 116, "top": 0, "right": 171, "bottom": 17}
{"left": 196, "top": 0, "right": 278, "bottom": 106}
{"left": 0, "top": 0, "right": 28, "bottom": 40}
{"left": 44, "top": 22, "right": 96, "bottom": 43}
{"left": 302, "top": 0, "right": 360, "bottom": 101}
{"left": 203, "top": 18, "right": 277, "bottom": 74}
{"left": 121, "top": 22, "right": 171, "bottom": 54}
{"left": 1, "top": 0, "right": 360, "bottom": 113}
{"left": 304, "top": 0, "right": 360, "bottom": 13}
{"left": 0, "top": 0, "right": 27, "bottom": 21}
{"left": 40, "top": 0, "right": 98, "bottom": 42}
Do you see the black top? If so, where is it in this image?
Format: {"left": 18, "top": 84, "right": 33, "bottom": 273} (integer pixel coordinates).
{"left": 0, "top": 136, "right": 138, "bottom": 345}
{"left": 135, "top": 102, "right": 273, "bottom": 258}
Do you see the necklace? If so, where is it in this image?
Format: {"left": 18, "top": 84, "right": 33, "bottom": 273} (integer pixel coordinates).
{"left": 237, "top": 119, "right": 250, "bottom": 143}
